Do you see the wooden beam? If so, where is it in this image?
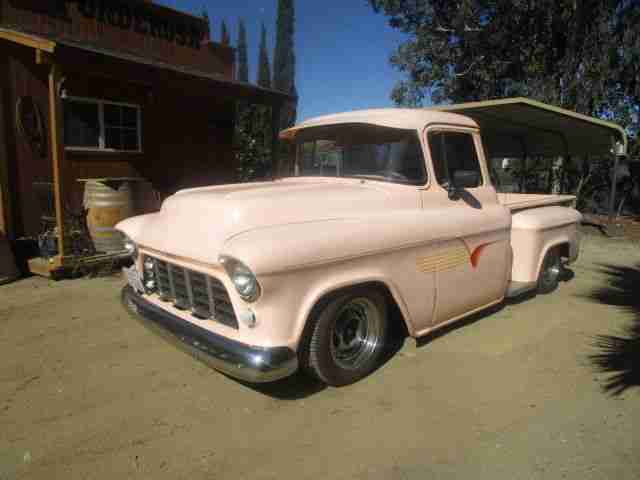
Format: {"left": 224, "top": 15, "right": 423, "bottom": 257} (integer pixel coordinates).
{"left": 36, "top": 49, "right": 54, "bottom": 65}
{"left": 0, "top": 28, "right": 56, "bottom": 53}
{"left": 0, "top": 55, "right": 13, "bottom": 237}
{"left": 48, "top": 64, "right": 67, "bottom": 261}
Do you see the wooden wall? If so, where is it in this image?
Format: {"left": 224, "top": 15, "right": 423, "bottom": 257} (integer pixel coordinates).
{"left": 63, "top": 80, "right": 237, "bottom": 213}
{"left": 1, "top": 0, "right": 235, "bottom": 79}
{"left": 1, "top": 40, "right": 237, "bottom": 241}
{"left": 1, "top": 43, "right": 52, "bottom": 238}
{"left": 0, "top": 0, "right": 284, "bottom": 246}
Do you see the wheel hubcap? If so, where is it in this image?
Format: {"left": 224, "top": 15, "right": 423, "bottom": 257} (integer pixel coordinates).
{"left": 330, "top": 298, "right": 382, "bottom": 370}
{"left": 541, "top": 254, "right": 561, "bottom": 288}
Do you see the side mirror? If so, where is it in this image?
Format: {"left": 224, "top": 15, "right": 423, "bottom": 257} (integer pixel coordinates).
{"left": 444, "top": 170, "right": 480, "bottom": 200}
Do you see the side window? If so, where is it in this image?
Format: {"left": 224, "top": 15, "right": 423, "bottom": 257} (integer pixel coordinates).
{"left": 428, "top": 131, "right": 482, "bottom": 188}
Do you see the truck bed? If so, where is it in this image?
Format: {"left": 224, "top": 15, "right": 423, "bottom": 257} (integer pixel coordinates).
{"left": 497, "top": 193, "right": 576, "bottom": 211}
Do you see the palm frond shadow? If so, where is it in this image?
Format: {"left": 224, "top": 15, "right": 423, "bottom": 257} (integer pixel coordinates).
{"left": 588, "top": 264, "right": 640, "bottom": 396}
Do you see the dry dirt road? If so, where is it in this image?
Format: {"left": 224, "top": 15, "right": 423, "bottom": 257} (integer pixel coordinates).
{"left": 1, "top": 233, "right": 639, "bottom": 480}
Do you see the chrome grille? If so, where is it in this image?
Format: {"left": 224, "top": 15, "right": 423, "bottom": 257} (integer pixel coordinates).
{"left": 146, "top": 256, "right": 238, "bottom": 329}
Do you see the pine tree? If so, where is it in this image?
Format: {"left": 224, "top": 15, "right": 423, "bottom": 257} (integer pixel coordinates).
{"left": 201, "top": 9, "right": 209, "bottom": 27}
{"left": 237, "top": 20, "right": 249, "bottom": 83}
{"left": 273, "top": 0, "right": 296, "bottom": 94}
{"left": 200, "top": 9, "right": 210, "bottom": 41}
{"left": 220, "top": 20, "right": 230, "bottom": 45}
{"left": 257, "top": 23, "right": 272, "bottom": 89}
{"left": 273, "top": 0, "right": 298, "bottom": 130}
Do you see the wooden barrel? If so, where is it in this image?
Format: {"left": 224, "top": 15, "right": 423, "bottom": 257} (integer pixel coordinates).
{"left": 0, "top": 233, "right": 19, "bottom": 285}
{"left": 84, "top": 180, "right": 135, "bottom": 253}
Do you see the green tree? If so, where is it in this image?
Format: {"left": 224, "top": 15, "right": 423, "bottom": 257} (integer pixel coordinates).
{"left": 201, "top": 9, "right": 210, "bottom": 30}
{"left": 235, "top": 104, "right": 272, "bottom": 181}
{"left": 235, "top": 23, "right": 273, "bottom": 181}
{"left": 220, "top": 19, "right": 230, "bottom": 45}
{"left": 237, "top": 20, "right": 249, "bottom": 83}
{"left": 368, "top": 0, "right": 640, "bottom": 131}
{"left": 273, "top": 0, "right": 296, "bottom": 94}
{"left": 273, "top": 0, "right": 298, "bottom": 132}
{"left": 257, "top": 22, "right": 272, "bottom": 89}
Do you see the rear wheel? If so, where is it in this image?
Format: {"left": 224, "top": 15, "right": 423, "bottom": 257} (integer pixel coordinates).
{"left": 301, "top": 287, "right": 389, "bottom": 386}
{"left": 537, "top": 248, "right": 562, "bottom": 294}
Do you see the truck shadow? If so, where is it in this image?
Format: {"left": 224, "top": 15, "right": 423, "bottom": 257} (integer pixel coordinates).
{"left": 243, "top": 303, "right": 409, "bottom": 400}
{"left": 415, "top": 302, "right": 506, "bottom": 348}
{"left": 587, "top": 264, "right": 640, "bottom": 396}
{"left": 239, "top": 371, "right": 328, "bottom": 399}
{"left": 416, "top": 267, "right": 575, "bottom": 348}
{"left": 242, "top": 268, "right": 582, "bottom": 399}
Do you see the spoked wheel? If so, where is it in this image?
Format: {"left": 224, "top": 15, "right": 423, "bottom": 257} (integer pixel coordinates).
{"left": 302, "top": 288, "right": 389, "bottom": 386}
{"left": 330, "top": 297, "right": 384, "bottom": 370}
{"left": 537, "top": 248, "right": 562, "bottom": 294}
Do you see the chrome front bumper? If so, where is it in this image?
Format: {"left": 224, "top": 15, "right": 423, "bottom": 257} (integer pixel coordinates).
{"left": 121, "top": 286, "right": 298, "bottom": 383}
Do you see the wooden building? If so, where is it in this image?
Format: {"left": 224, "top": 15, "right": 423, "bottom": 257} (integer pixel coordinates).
{"left": 0, "top": 0, "right": 293, "bottom": 276}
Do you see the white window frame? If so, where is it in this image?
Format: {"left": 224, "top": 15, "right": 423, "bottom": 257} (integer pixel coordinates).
{"left": 63, "top": 96, "right": 143, "bottom": 153}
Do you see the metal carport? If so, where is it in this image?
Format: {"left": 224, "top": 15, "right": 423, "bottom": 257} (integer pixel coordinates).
{"left": 430, "top": 97, "right": 628, "bottom": 221}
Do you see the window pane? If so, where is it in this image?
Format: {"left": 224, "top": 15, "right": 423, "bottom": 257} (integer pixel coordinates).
{"left": 122, "top": 130, "right": 139, "bottom": 151}
{"left": 429, "top": 131, "right": 481, "bottom": 187}
{"left": 105, "top": 127, "right": 122, "bottom": 150}
{"left": 103, "top": 104, "right": 122, "bottom": 127}
{"left": 121, "top": 106, "right": 138, "bottom": 128}
{"left": 64, "top": 100, "right": 99, "bottom": 147}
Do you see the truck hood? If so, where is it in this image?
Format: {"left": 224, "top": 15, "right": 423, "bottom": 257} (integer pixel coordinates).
{"left": 119, "top": 179, "right": 397, "bottom": 265}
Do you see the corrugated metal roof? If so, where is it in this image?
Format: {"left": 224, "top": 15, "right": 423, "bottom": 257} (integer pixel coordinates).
{"left": 430, "top": 97, "right": 627, "bottom": 157}
{"left": 282, "top": 99, "right": 626, "bottom": 159}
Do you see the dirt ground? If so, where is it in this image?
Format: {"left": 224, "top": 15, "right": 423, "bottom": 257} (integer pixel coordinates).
{"left": 1, "top": 232, "right": 639, "bottom": 480}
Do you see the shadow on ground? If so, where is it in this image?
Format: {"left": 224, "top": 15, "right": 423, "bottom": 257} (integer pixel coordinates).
{"left": 416, "top": 267, "right": 575, "bottom": 348}
{"left": 243, "top": 332, "right": 409, "bottom": 400}
{"left": 588, "top": 264, "right": 640, "bottom": 395}
{"left": 245, "top": 300, "right": 409, "bottom": 399}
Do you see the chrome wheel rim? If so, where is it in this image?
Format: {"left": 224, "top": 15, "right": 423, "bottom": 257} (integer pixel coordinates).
{"left": 540, "top": 253, "right": 561, "bottom": 289}
{"left": 330, "top": 297, "right": 382, "bottom": 370}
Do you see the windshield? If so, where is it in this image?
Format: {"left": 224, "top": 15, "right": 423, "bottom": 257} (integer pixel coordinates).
{"left": 294, "top": 124, "right": 427, "bottom": 185}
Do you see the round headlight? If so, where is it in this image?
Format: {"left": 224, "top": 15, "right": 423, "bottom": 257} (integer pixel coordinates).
{"left": 122, "top": 233, "right": 138, "bottom": 260}
{"left": 219, "top": 256, "right": 261, "bottom": 302}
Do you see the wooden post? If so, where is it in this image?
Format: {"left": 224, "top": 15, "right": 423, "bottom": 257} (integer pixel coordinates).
{"left": 48, "top": 63, "right": 66, "bottom": 264}
{"left": 0, "top": 55, "right": 13, "bottom": 238}
{"left": 271, "top": 102, "right": 281, "bottom": 177}
{"left": 608, "top": 152, "right": 619, "bottom": 224}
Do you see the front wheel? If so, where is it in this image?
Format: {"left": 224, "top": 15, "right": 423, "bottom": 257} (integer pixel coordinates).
{"left": 301, "top": 288, "right": 389, "bottom": 386}
{"left": 537, "top": 248, "right": 562, "bottom": 294}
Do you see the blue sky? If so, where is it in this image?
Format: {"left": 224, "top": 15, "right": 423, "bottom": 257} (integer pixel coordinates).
{"left": 156, "top": 0, "right": 408, "bottom": 121}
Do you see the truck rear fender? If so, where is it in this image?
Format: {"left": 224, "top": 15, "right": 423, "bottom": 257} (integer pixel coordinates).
{"left": 510, "top": 206, "right": 582, "bottom": 283}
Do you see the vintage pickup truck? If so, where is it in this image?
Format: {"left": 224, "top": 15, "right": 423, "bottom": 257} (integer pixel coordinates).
{"left": 118, "top": 109, "right": 582, "bottom": 386}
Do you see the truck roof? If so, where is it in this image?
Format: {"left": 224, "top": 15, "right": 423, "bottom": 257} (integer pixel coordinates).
{"left": 280, "top": 108, "right": 478, "bottom": 140}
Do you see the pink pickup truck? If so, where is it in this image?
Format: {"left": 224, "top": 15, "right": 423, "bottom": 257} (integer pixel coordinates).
{"left": 118, "top": 109, "right": 581, "bottom": 386}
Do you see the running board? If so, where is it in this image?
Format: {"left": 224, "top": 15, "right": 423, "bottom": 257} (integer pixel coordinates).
{"left": 506, "top": 281, "right": 537, "bottom": 298}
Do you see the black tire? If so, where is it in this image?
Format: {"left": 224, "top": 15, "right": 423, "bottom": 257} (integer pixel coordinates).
{"left": 537, "top": 248, "right": 561, "bottom": 294}
{"left": 301, "top": 287, "right": 389, "bottom": 386}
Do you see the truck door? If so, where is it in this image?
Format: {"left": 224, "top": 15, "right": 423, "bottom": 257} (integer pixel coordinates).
{"left": 421, "top": 127, "right": 511, "bottom": 326}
